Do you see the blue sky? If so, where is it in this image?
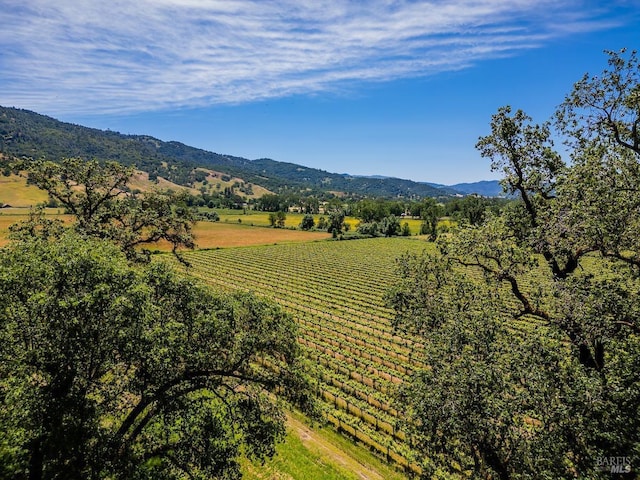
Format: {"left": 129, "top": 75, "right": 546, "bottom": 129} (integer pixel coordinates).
{"left": 1, "top": 1, "right": 638, "bottom": 184}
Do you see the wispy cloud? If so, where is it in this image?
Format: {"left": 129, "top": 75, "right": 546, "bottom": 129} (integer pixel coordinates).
{"left": 0, "top": 0, "right": 629, "bottom": 114}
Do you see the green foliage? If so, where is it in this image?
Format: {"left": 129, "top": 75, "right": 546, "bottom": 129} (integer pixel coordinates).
{"left": 18, "top": 158, "right": 196, "bottom": 261}
{"left": 0, "top": 232, "right": 313, "bottom": 479}
{"left": 299, "top": 214, "right": 315, "bottom": 230}
{"left": 556, "top": 48, "right": 640, "bottom": 156}
{"left": 356, "top": 221, "right": 379, "bottom": 237}
{"left": 197, "top": 210, "right": 220, "bottom": 222}
{"left": 417, "top": 197, "right": 442, "bottom": 239}
{"left": 379, "top": 215, "right": 401, "bottom": 237}
{"left": 391, "top": 250, "right": 589, "bottom": 478}
{"left": 354, "top": 198, "right": 390, "bottom": 222}
{"left": 327, "top": 209, "right": 346, "bottom": 238}
{"left": 443, "top": 195, "right": 501, "bottom": 226}
{"left": 257, "top": 193, "right": 287, "bottom": 212}
{"left": 268, "top": 211, "right": 287, "bottom": 228}
{"left": 356, "top": 215, "right": 405, "bottom": 238}
{"left": 388, "top": 49, "right": 640, "bottom": 478}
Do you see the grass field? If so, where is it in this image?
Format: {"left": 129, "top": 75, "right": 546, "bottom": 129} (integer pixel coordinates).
{"left": 241, "top": 412, "right": 407, "bottom": 480}
{"left": 159, "top": 221, "right": 333, "bottom": 250}
{"left": 0, "top": 211, "right": 73, "bottom": 246}
{"left": 0, "top": 212, "right": 332, "bottom": 248}
{"left": 0, "top": 215, "right": 16, "bottom": 246}
{"left": 0, "top": 174, "right": 50, "bottom": 207}
{"left": 216, "top": 210, "right": 430, "bottom": 235}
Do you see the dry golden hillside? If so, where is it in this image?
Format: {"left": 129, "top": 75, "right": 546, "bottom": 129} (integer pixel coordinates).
{"left": 0, "top": 167, "right": 273, "bottom": 209}
{"left": 0, "top": 174, "right": 50, "bottom": 207}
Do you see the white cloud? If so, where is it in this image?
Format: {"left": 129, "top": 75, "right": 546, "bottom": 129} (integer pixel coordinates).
{"left": 0, "top": 0, "right": 628, "bottom": 114}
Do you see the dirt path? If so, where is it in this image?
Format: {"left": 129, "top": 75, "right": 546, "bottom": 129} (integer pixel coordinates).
{"left": 286, "top": 415, "right": 386, "bottom": 480}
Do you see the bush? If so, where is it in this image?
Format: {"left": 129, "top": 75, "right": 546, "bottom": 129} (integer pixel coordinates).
{"left": 299, "top": 214, "right": 315, "bottom": 230}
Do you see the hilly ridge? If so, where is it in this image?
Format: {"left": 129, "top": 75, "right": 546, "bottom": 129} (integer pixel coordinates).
{"left": 0, "top": 106, "right": 494, "bottom": 198}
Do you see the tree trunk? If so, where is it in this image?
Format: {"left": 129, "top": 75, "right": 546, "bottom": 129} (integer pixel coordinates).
{"left": 29, "top": 437, "right": 44, "bottom": 480}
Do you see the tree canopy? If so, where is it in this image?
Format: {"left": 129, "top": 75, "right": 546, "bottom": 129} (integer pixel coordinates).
{"left": 1, "top": 158, "right": 314, "bottom": 479}
{"left": 20, "top": 158, "right": 196, "bottom": 261}
{"left": 0, "top": 231, "right": 313, "bottom": 479}
{"left": 387, "top": 49, "right": 640, "bottom": 478}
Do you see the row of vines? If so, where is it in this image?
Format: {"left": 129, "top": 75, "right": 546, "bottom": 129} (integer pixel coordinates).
{"left": 171, "top": 236, "right": 549, "bottom": 474}
{"left": 174, "top": 237, "right": 431, "bottom": 472}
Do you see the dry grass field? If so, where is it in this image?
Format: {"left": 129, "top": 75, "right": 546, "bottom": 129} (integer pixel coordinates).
{"left": 0, "top": 215, "right": 17, "bottom": 246}
{"left": 192, "top": 168, "right": 272, "bottom": 199}
{"left": 127, "top": 171, "right": 200, "bottom": 195}
{"left": 0, "top": 211, "right": 74, "bottom": 246}
{"left": 0, "top": 174, "right": 50, "bottom": 207}
{"left": 159, "top": 221, "right": 332, "bottom": 250}
{"left": 0, "top": 214, "right": 332, "bottom": 249}
{"left": 196, "top": 222, "right": 333, "bottom": 247}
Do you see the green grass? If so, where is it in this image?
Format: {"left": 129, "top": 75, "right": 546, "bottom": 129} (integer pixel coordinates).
{"left": 241, "top": 412, "right": 407, "bottom": 480}
{"left": 242, "top": 431, "right": 352, "bottom": 480}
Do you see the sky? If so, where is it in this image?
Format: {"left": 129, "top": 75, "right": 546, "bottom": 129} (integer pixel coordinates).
{"left": 1, "top": 1, "right": 639, "bottom": 184}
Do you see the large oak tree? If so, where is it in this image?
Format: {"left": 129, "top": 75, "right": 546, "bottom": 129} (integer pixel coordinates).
{"left": 388, "top": 49, "right": 640, "bottom": 478}
{"left": 1, "top": 159, "right": 314, "bottom": 479}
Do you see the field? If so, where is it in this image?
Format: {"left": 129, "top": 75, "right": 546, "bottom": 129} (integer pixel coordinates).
{"left": 0, "top": 211, "right": 332, "bottom": 248}
{"left": 159, "top": 221, "right": 333, "bottom": 250}
{"left": 0, "top": 174, "right": 50, "bottom": 207}
{"left": 216, "top": 209, "right": 430, "bottom": 235}
{"left": 241, "top": 412, "right": 407, "bottom": 480}
{"left": 169, "top": 237, "right": 435, "bottom": 474}
{"left": 0, "top": 210, "right": 432, "bottom": 249}
{"left": 0, "top": 210, "right": 74, "bottom": 246}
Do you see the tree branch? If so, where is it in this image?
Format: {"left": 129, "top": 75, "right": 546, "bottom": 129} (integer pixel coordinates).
{"left": 116, "top": 368, "right": 275, "bottom": 443}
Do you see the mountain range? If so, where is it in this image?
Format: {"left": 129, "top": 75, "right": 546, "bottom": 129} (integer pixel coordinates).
{"left": 0, "top": 106, "right": 502, "bottom": 198}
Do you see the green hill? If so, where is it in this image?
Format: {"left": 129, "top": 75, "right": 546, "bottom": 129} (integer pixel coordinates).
{"left": 0, "top": 106, "right": 454, "bottom": 199}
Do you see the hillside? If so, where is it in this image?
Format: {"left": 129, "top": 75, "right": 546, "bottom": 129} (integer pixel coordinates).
{"left": 0, "top": 106, "right": 457, "bottom": 199}
{"left": 0, "top": 173, "right": 50, "bottom": 207}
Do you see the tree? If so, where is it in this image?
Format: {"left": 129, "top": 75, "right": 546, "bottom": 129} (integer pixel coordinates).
{"left": 418, "top": 198, "right": 442, "bottom": 240}
{"left": 0, "top": 231, "right": 313, "bottom": 480}
{"left": 356, "top": 221, "right": 379, "bottom": 237}
{"left": 268, "top": 211, "right": 286, "bottom": 228}
{"left": 379, "top": 215, "right": 400, "bottom": 237}
{"left": 327, "top": 209, "right": 345, "bottom": 238}
{"left": 387, "top": 50, "right": 640, "bottom": 478}
{"left": 445, "top": 195, "right": 489, "bottom": 226}
{"left": 353, "top": 199, "right": 408, "bottom": 222}
{"left": 299, "top": 214, "right": 315, "bottom": 230}
{"left": 257, "top": 194, "right": 286, "bottom": 212}
{"left": 556, "top": 48, "right": 640, "bottom": 157}
{"left": 301, "top": 198, "right": 319, "bottom": 214}
{"left": 22, "top": 158, "right": 196, "bottom": 261}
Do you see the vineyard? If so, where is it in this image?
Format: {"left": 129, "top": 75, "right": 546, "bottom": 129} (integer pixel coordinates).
{"left": 171, "top": 237, "right": 433, "bottom": 473}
